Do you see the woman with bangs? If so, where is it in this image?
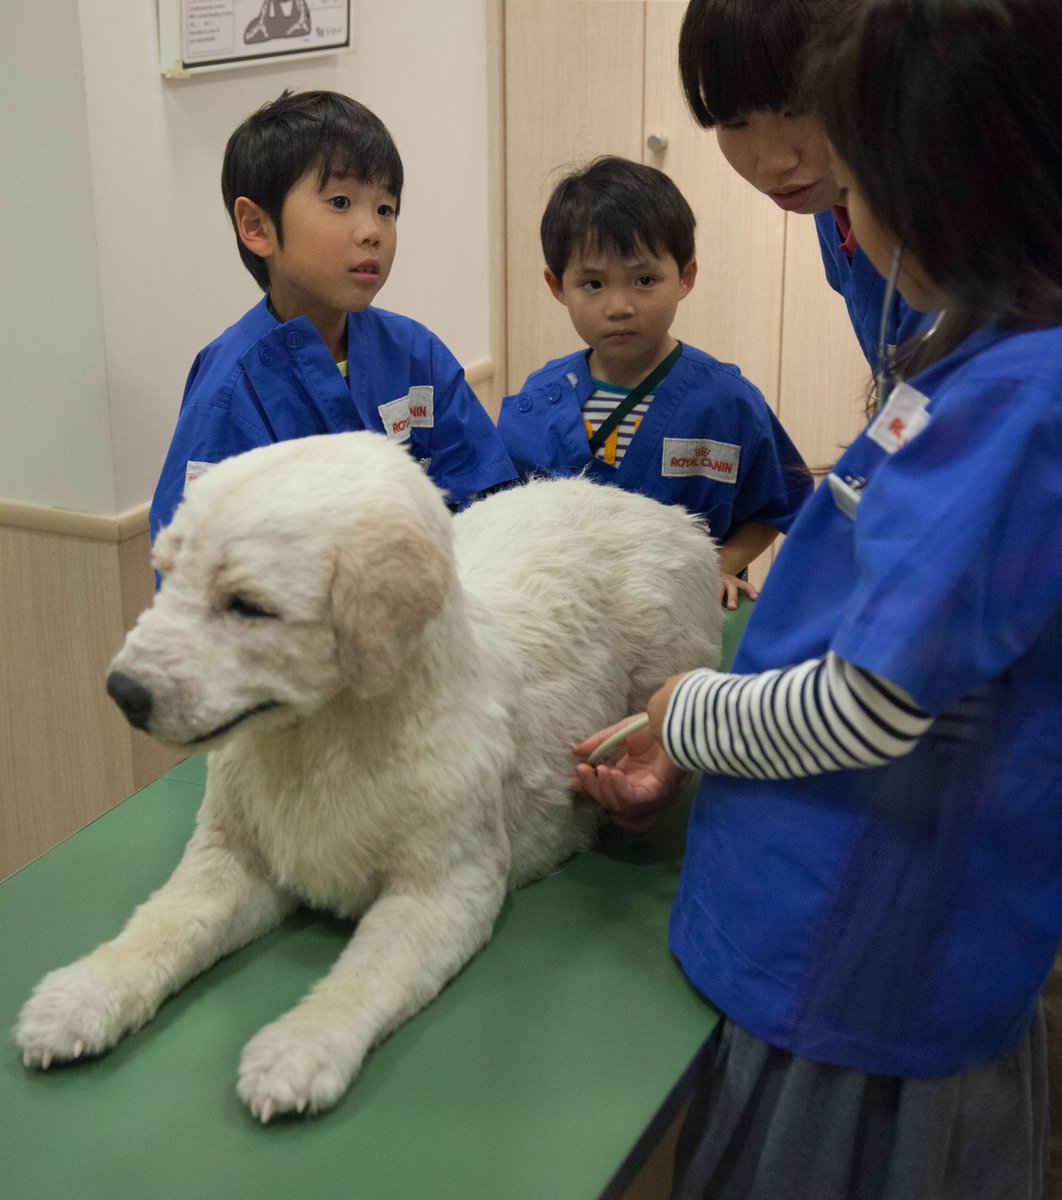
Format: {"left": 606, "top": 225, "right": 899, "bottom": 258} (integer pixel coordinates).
{"left": 678, "top": 0, "right": 934, "bottom": 370}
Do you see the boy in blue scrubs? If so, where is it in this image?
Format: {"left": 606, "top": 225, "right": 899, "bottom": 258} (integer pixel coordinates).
{"left": 150, "top": 90, "right": 515, "bottom": 538}
{"left": 574, "top": 0, "right": 1062, "bottom": 1194}
{"left": 498, "top": 157, "right": 812, "bottom": 608}
{"left": 678, "top": 0, "right": 933, "bottom": 370}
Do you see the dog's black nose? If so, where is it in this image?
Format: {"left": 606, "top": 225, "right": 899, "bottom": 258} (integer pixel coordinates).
{"left": 106, "top": 671, "right": 154, "bottom": 730}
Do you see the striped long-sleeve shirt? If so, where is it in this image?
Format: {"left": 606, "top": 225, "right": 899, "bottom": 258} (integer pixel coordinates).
{"left": 662, "top": 652, "right": 933, "bottom": 779}
{"left": 581, "top": 381, "right": 653, "bottom": 466}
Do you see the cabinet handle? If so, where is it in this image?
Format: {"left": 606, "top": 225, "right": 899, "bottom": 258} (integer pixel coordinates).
{"left": 646, "top": 133, "right": 668, "bottom": 154}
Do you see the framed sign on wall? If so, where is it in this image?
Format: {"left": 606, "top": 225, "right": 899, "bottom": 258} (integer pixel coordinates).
{"left": 159, "top": 0, "right": 352, "bottom": 78}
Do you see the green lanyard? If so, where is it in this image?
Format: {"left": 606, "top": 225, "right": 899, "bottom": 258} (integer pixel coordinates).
{"left": 587, "top": 342, "right": 682, "bottom": 455}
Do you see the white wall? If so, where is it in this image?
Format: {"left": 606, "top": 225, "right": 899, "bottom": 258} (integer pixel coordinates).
{"left": 1, "top": 0, "right": 493, "bottom": 516}
{"left": 1, "top": 0, "right": 117, "bottom": 514}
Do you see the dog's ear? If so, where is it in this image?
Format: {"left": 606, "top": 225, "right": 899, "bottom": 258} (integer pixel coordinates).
{"left": 331, "top": 520, "right": 453, "bottom": 698}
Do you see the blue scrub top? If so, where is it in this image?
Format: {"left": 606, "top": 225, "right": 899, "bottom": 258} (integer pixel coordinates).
{"left": 150, "top": 299, "right": 516, "bottom": 538}
{"left": 498, "top": 344, "right": 811, "bottom": 544}
{"left": 671, "top": 322, "right": 1062, "bottom": 1077}
{"left": 815, "top": 209, "right": 935, "bottom": 368}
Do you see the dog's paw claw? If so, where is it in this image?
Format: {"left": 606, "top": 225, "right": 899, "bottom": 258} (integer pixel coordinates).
{"left": 15, "top": 953, "right": 154, "bottom": 1071}
{"left": 238, "top": 1015, "right": 359, "bottom": 1121}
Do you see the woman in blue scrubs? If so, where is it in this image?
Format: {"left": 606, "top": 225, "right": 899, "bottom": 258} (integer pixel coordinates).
{"left": 575, "top": 0, "right": 1062, "bottom": 1194}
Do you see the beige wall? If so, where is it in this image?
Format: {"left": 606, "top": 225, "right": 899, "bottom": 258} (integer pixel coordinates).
{"left": 1, "top": 1, "right": 116, "bottom": 514}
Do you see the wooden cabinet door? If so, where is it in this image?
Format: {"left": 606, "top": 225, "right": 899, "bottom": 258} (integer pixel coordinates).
{"left": 504, "top": 0, "right": 647, "bottom": 393}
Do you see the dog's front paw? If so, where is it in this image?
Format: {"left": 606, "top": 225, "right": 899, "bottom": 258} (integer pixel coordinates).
{"left": 237, "top": 1012, "right": 362, "bottom": 1122}
{"left": 15, "top": 949, "right": 153, "bottom": 1069}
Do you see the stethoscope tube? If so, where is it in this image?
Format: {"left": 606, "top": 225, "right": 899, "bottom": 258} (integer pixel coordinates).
{"left": 874, "top": 246, "right": 905, "bottom": 412}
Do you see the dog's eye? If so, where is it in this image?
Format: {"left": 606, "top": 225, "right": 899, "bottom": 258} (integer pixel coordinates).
{"left": 227, "top": 595, "right": 277, "bottom": 619}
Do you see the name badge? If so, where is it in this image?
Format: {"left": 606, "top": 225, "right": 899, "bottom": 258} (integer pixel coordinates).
{"left": 826, "top": 473, "right": 863, "bottom": 519}
{"left": 661, "top": 437, "right": 740, "bottom": 483}
{"left": 184, "top": 460, "right": 215, "bottom": 490}
{"left": 867, "top": 382, "right": 930, "bottom": 454}
{"left": 379, "top": 386, "right": 435, "bottom": 443}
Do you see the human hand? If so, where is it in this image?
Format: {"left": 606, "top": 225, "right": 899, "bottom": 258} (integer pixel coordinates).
{"left": 572, "top": 686, "right": 689, "bottom": 832}
{"left": 719, "top": 572, "right": 757, "bottom": 610}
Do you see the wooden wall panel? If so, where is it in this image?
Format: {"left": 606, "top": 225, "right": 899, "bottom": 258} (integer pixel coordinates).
{"left": 486, "top": 0, "right": 509, "bottom": 419}
{"left": 1, "top": 526, "right": 131, "bottom": 878}
{"left": 504, "top": 0, "right": 647, "bottom": 393}
{"left": 778, "top": 215, "right": 871, "bottom": 475}
{"left": 0, "top": 511, "right": 180, "bottom": 880}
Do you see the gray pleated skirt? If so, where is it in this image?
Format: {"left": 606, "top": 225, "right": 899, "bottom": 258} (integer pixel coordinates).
{"left": 672, "top": 1007, "right": 1047, "bottom": 1200}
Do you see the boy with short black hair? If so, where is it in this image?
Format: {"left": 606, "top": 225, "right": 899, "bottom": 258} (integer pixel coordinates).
{"left": 498, "top": 156, "right": 811, "bottom": 607}
{"left": 150, "top": 89, "right": 515, "bottom": 538}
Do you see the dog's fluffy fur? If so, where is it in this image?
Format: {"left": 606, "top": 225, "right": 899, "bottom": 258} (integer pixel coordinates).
{"left": 15, "top": 432, "right": 722, "bottom": 1120}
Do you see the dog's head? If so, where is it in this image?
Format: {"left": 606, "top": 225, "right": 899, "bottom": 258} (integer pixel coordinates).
{"left": 108, "top": 434, "right": 454, "bottom": 749}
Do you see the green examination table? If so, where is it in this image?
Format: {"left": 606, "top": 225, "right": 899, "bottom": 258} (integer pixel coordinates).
{"left": 0, "top": 602, "right": 751, "bottom": 1200}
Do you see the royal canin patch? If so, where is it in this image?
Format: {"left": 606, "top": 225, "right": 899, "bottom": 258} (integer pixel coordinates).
{"left": 379, "top": 387, "right": 435, "bottom": 443}
{"left": 661, "top": 437, "right": 740, "bottom": 482}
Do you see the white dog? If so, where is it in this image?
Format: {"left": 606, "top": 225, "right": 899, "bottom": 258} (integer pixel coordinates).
{"left": 15, "top": 432, "right": 721, "bottom": 1121}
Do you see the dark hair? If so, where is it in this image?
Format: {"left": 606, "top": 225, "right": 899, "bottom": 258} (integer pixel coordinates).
{"left": 540, "top": 157, "right": 696, "bottom": 279}
{"left": 678, "top": 0, "right": 842, "bottom": 128}
{"left": 221, "top": 89, "right": 404, "bottom": 291}
{"left": 803, "top": 0, "right": 1062, "bottom": 355}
